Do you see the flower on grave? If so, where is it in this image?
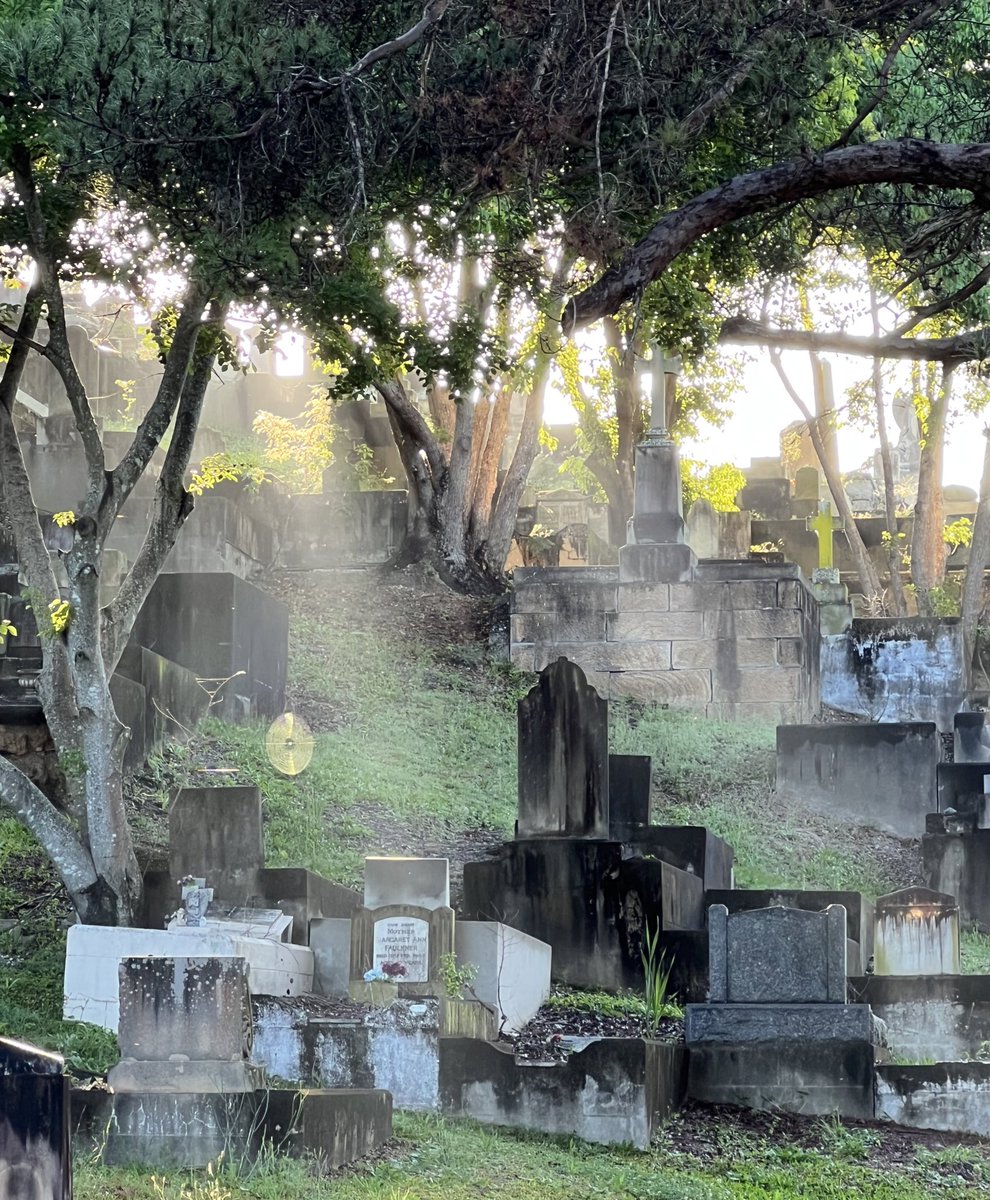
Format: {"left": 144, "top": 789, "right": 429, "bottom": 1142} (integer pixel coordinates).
{"left": 363, "top": 967, "right": 386, "bottom": 982}
{"left": 380, "top": 961, "right": 407, "bottom": 979}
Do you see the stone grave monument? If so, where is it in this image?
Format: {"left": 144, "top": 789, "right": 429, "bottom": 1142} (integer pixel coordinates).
{"left": 64, "top": 884, "right": 315, "bottom": 1032}
{"left": 509, "top": 381, "right": 822, "bottom": 722}
{"left": 141, "top": 785, "right": 361, "bottom": 942}
{"left": 75, "top": 954, "right": 392, "bottom": 1170}
{"left": 874, "top": 887, "right": 961, "bottom": 976}
{"left": 308, "top": 856, "right": 550, "bottom": 1034}
{"left": 349, "top": 858, "right": 456, "bottom": 1001}
{"left": 102, "top": 955, "right": 264, "bottom": 1167}
{"left": 264, "top": 856, "right": 551, "bottom": 1112}
{"left": 0, "top": 1036, "right": 71, "bottom": 1200}
{"left": 462, "top": 658, "right": 733, "bottom": 992}
{"left": 685, "top": 904, "right": 876, "bottom": 1118}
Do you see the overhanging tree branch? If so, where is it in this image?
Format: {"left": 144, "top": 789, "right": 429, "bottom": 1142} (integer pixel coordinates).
{"left": 719, "top": 314, "right": 990, "bottom": 363}
{"left": 563, "top": 139, "right": 990, "bottom": 333}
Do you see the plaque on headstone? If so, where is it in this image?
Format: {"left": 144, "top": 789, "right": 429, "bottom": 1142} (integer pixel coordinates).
{"left": 373, "top": 915, "right": 430, "bottom": 982}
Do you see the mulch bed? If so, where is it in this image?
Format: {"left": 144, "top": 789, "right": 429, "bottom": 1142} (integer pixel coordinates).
{"left": 503, "top": 1004, "right": 684, "bottom": 1063}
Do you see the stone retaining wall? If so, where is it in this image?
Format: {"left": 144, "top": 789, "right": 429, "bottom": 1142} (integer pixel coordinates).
{"left": 510, "top": 562, "right": 820, "bottom": 722}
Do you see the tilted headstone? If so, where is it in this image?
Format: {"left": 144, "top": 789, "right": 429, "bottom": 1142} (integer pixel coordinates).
{"left": 874, "top": 887, "right": 960, "bottom": 976}
{"left": 517, "top": 658, "right": 609, "bottom": 839}
{"left": 708, "top": 904, "right": 847, "bottom": 1003}
{"left": 0, "top": 1037, "right": 71, "bottom": 1200}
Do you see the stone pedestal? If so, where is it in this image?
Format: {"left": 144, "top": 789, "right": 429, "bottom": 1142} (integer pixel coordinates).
{"left": 632, "top": 440, "right": 685, "bottom": 544}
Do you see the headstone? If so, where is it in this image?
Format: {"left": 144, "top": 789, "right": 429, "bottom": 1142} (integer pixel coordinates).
{"left": 794, "top": 466, "right": 820, "bottom": 502}
{"left": 608, "top": 754, "right": 652, "bottom": 836}
{"left": 685, "top": 499, "right": 719, "bottom": 558}
{"left": 364, "top": 858, "right": 450, "bottom": 911}
{"left": 737, "top": 477, "right": 791, "bottom": 520}
{"left": 169, "top": 786, "right": 264, "bottom": 884}
{"left": 708, "top": 904, "right": 847, "bottom": 1003}
{"left": 954, "top": 712, "right": 990, "bottom": 764}
{"left": 845, "top": 474, "right": 876, "bottom": 513}
{"left": 348, "top": 857, "right": 456, "bottom": 999}
{"left": 0, "top": 1037, "right": 70, "bottom": 1200}
{"left": 109, "top": 955, "right": 260, "bottom": 1094}
{"left": 517, "top": 658, "right": 609, "bottom": 839}
{"left": 874, "top": 887, "right": 961, "bottom": 976}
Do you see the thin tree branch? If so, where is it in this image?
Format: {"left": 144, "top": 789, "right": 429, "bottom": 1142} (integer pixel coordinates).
{"left": 828, "top": 0, "right": 953, "bottom": 151}
{"left": 11, "top": 147, "right": 105, "bottom": 503}
{"left": 103, "top": 328, "right": 219, "bottom": 674}
{"left": 893, "top": 261, "right": 990, "bottom": 336}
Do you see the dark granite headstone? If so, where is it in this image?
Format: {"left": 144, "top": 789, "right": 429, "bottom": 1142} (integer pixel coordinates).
{"left": 0, "top": 1036, "right": 71, "bottom": 1200}
{"left": 517, "top": 658, "right": 609, "bottom": 838}
{"left": 708, "top": 904, "right": 847, "bottom": 1003}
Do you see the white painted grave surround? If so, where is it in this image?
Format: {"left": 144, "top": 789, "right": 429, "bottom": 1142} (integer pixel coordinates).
{"left": 373, "top": 916, "right": 429, "bottom": 982}
{"left": 64, "top": 925, "right": 314, "bottom": 1031}
{"left": 874, "top": 889, "right": 961, "bottom": 976}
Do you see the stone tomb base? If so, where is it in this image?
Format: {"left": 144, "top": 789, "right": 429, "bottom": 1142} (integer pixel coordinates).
{"left": 439, "top": 1038, "right": 686, "bottom": 1150}
{"left": 685, "top": 1003, "right": 876, "bottom": 1120}
{"left": 854, "top": 974, "right": 990, "bottom": 1063}
{"left": 72, "top": 1087, "right": 392, "bottom": 1170}
{"left": 461, "top": 839, "right": 704, "bottom": 993}
{"left": 253, "top": 997, "right": 445, "bottom": 1112}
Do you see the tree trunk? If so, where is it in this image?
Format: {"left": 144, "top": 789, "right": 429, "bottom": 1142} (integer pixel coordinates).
{"left": 376, "top": 376, "right": 505, "bottom": 593}
{"left": 770, "top": 352, "right": 883, "bottom": 598}
{"left": 911, "top": 364, "right": 951, "bottom": 613}
{"left": 869, "top": 284, "right": 908, "bottom": 615}
{"left": 962, "top": 427, "right": 990, "bottom": 683}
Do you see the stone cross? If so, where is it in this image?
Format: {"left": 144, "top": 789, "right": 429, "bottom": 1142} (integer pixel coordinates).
{"left": 806, "top": 500, "right": 844, "bottom": 570}
{"left": 645, "top": 345, "right": 681, "bottom": 443}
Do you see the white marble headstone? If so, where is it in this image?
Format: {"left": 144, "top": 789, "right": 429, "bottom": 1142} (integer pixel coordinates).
{"left": 373, "top": 915, "right": 429, "bottom": 982}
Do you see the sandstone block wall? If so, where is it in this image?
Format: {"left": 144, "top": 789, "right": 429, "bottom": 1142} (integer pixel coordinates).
{"left": 511, "top": 565, "right": 820, "bottom": 722}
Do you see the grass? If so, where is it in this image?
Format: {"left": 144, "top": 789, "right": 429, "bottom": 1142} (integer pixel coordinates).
{"left": 73, "top": 1112, "right": 989, "bottom": 1200}
{"left": 545, "top": 986, "right": 682, "bottom": 1020}
{"left": 962, "top": 929, "right": 990, "bottom": 975}
{"left": 609, "top": 701, "right": 900, "bottom": 896}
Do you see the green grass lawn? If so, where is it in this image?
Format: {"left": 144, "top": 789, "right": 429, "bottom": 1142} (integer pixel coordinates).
{"left": 74, "top": 1112, "right": 990, "bottom": 1200}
